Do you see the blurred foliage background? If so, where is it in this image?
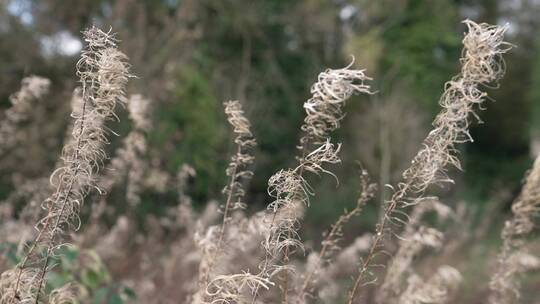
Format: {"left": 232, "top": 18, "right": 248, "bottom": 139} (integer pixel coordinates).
{"left": 1, "top": 0, "right": 539, "bottom": 231}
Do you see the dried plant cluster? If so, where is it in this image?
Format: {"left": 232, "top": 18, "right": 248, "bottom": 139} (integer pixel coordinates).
{"left": 251, "top": 63, "right": 373, "bottom": 304}
{"left": 489, "top": 154, "right": 540, "bottom": 304}
{"left": 0, "top": 19, "right": 538, "bottom": 304}
{"left": 0, "top": 76, "right": 50, "bottom": 157}
{"left": 1, "top": 27, "right": 130, "bottom": 303}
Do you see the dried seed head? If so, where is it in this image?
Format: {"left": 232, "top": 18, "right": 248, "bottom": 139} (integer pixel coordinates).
{"left": 462, "top": 20, "right": 511, "bottom": 83}
{"left": 9, "top": 25, "right": 130, "bottom": 303}
{"left": 0, "top": 268, "right": 43, "bottom": 303}
{"left": 14, "top": 76, "right": 50, "bottom": 104}
{"left": 403, "top": 21, "right": 510, "bottom": 193}
{"left": 301, "top": 59, "right": 372, "bottom": 144}
{"left": 349, "top": 20, "right": 510, "bottom": 304}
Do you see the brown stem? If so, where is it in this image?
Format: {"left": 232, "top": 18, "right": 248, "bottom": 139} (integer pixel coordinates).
{"left": 347, "top": 183, "right": 410, "bottom": 304}
{"left": 203, "top": 144, "right": 242, "bottom": 289}
{"left": 297, "top": 174, "right": 373, "bottom": 302}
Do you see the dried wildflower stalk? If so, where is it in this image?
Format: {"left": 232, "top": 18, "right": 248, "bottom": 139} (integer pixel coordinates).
{"left": 347, "top": 20, "right": 511, "bottom": 304}
{"left": 0, "top": 76, "right": 50, "bottom": 157}
{"left": 0, "top": 268, "right": 42, "bottom": 304}
{"left": 5, "top": 26, "right": 130, "bottom": 303}
{"left": 489, "top": 153, "right": 540, "bottom": 304}
{"left": 102, "top": 94, "right": 151, "bottom": 209}
{"left": 198, "top": 100, "right": 256, "bottom": 298}
{"left": 242, "top": 61, "right": 372, "bottom": 304}
{"left": 194, "top": 209, "right": 270, "bottom": 304}
{"left": 295, "top": 169, "right": 376, "bottom": 303}
{"left": 219, "top": 100, "right": 257, "bottom": 244}
{"left": 200, "top": 61, "right": 372, "bottom": 304}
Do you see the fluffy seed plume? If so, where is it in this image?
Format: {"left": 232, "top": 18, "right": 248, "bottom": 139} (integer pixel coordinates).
{"left": 378, "top": 226, "right": 444, "bottom": 303}
{"left": 128, "top": 94, "right": 152, "bottom": 131}
{"left": 217, "top": 100, "right": 256, "bottom": 238}
{"left": 0, "top": 268, "right": 42, "bottom": 303}
{"left": 489, "top": 153, "right": 540, "bottom": 304}
{"left": 348, "top": 20, "right": 511, "bottom": 304}
{"left": 4, "top": 26, "right": 130, "bottom": 302}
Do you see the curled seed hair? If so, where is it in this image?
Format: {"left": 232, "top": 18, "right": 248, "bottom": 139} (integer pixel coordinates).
{"left": 301, "top": 61, "right": 372, "bottom": 145}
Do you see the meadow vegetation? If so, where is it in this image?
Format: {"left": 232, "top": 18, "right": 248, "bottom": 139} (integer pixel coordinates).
{"left": 0, "top": 18, "right": 539, "bottom": 304}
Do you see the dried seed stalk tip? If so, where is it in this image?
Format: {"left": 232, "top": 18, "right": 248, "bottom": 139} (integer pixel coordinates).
{"left": 5, "top": 26, "right": 130, "bottom": 302}
{"left": 348, "top": 20, "right": 511, "bottom": 304}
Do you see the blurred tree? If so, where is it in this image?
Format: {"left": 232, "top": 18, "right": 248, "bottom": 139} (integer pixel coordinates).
{"left": 340, "top": 0, "right": 460, "bottom": 214}
{"left": 154, "top": 66, "right": 226, "bottom": 200}
{"left": 378, "top": 0, "right": 461, "bottom": 109}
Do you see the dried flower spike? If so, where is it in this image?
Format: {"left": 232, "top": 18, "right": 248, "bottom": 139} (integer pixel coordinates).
{"left": 246, "top": 60, "right": 372, "bottom": 304}
{"left": 348, "top": 20, "right": 511, "bottom": 304}
{"left": 6, "top": 26, "right": 130, "bottom": 302}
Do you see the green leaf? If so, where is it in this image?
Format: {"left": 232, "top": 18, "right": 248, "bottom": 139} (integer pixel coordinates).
{"left": 108, "top": 293, "right": 123, "bottom": 304}
{"left": 121, "top": 286, "right": 137, "bottom": 299}
{"left": 81, "top": 269, "right": 100, "bottom": 289}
